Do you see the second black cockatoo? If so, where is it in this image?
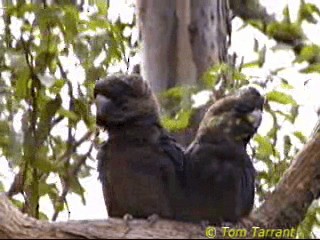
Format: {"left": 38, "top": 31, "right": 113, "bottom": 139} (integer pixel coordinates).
{"left": 94, "top": 74, "right": 185, "bottom": 220}
{"left": 183, "top": 87, "right": 264, "bottom": 224}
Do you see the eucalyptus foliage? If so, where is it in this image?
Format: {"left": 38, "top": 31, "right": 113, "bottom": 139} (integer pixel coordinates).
{"left": 0, "top": 1, "right": 133, "bottom": 220}
{"left": 0, "top": 1, "right": 320, "bottom": 238}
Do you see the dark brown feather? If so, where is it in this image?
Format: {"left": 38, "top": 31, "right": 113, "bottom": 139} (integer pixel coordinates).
{"left": 183, "top": 87, "right": 264, "bottom": 224}
{"left": 95, "top": 74, "right": 185, "bottom": 219}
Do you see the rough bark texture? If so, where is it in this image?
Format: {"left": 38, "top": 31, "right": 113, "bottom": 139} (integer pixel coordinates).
{"left": 175, "top": 0, "right": 197, "bottom": 87}
{"left": 136, "top": 0, "right": 179, "bottom": 93}
{"left": 1, "top": 133, "right": 320, "bottom": 238}
{"left": 0, "top": 194, "right": 206, "bottom": 239}
{"left": 189, "top": 0, "right": 230, "bottom": 81}
{"left": 136, "top": 0, "right": 228, "bottom": 93}
{"left": 253, "top": 133, "right": 320, "bottom": 228}
{"left": 137, "top": 0, "right": 230, "bottom": 147}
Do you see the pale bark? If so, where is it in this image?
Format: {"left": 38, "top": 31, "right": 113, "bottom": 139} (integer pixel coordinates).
{"left": 136, "top": 0, "right": 229, "bottom": 93}
{"left": 175, "top": 0, "right": 197, "bottom": 87}
{"left": 0, "top": 194, "right": 205, "bottom": 239}
{"left": 136, "top": 0, "right": 179, "bottom": 93}
{"left": 136, "top": 0, "right": 230, "bottom": 147}
{"left": 189, "top": 0, "right": 230, "bottom": 81}
{"left": 253, "top": 133, "right": 320, "bottom": 228}
{"left": 1, "top": 133, "right": 320, "bottom": 238}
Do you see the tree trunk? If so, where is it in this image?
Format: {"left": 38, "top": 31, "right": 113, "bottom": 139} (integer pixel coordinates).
{"left": 189, "top": 0, "right": 230, "bottom": 81}
{"left": 136, "top": 0, "right": 181, "bottom": 93}
{"left": 1, "top": 132, "right": 320, "bottom": 238}
{"left": 136, "top": 0, "right": 230, "bottom": 93}
{"left": 136, "top": 0, "right": 230, "bottom": 146}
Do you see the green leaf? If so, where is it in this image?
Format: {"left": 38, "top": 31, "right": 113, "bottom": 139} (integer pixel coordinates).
{"left": 63, "top": 6, "right": 79, "bottom": 42}
{"left": 15, "top": 67, "right": 30, "bottom": 100}
{"left": 47, "top": 183, "right": 59, "bottom": 206}
{"left": 201, "top": 64, "right": 230, "bottom": 88}
{"left": 54, "top": 201, "right": 65, "bottom": 214}
{"left": 74, "top": 98, "right": 90, "bottom": 125}
{"left": 50, "top": 79, "right": 66, "bottom": 94}
{"left": 0, "top": 121, "right": 9, "bottom": 134}
{"left": 10, "top": 198, "right": 24, "bottom": 209}
{"left": 97, "top": 0, "right": 109, "bottom": 15}
{"left": 300, "top": 63, "right": 320, "bottom": 73}
{"left": 37, "top": 96, "right": 62, "bottom": 143}
{"left": 33, "top": 147, "right": 57, "bottom": 173}
{"left": 161, "top": 109, "right": 193, "bottom": 132}
{"left": 267, "top": 91, "right": 297, "bottom": 106}
{"left": 57, "top": 108, "right": 79, "bottom": 121}
{"left": 293, "top": 131, "right": 307, "bottom": 144}
{"left": 86, "top": 67, "right": 105, "bottom": 83}
{"left": 280, "top": 79, "right": 294, "bottom": 90}
{"left": 283, "top": 5, "right": 291, "bottom": 23}
{"left": 266, "top": 22, "right": 303, "bottom": 42}
{"left": 257, "top": 171, "right": 271, "bottom": 182}
{"left": 161, "top": 86, "right": 185, "bottom": 102}
{"left": 254, "top": 135, "right": 274, "bottom": 159}
{"left": 39, "top": 182, "right": 57, "bottom": 197}
{"left": 233, "top": 69, "right": 247, "bottom": 82}
{"left": 37, "top": 7, "right": 60, "bottom": 34}
{"left": 298, "top": 45, "right": 320, "bottom": 63}
{"left": 38, "top": 212, "right": 49, "bottom": 221}
{"left": 78, "top": 164, "right": 94, "bottom": 179}
{"left": 246, "top": 20, "right": 265, "bottom": 32}
{"left": 297, "top": 205, "right": 320, "bottom": 238}
{"left": 35, "top": 51, "right": 57, "bottom": 73}
{"left": 298, "top": 1, "right": 320, "bottom": 24}
{"left": 85, "top": 18, "right": 110, "bottom": 31}
{"left": 242, "top": 60, "right": 260, "bottom": 69}
{"left": 69, "top": 177, "right": 86, "bottom": 205}
{"left": 11, "top": 3, "right": 38, "bottom": 18}
{"left": 33, "top": 158, "right": 57, "bottom": 173}
{"left": 274, "top": 110, "right": 295, "bottom": 123}
{"left": 0, "top": 181, "right": 4, "bottom": 192}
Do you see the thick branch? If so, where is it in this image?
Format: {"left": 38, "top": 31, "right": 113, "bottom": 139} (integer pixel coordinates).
{"left": 253, "top": 133, "right": 320, "bottom": 228}
{"left": 0, "top": 193, "right": 231, "bottom": 239}
{"left": 230, "top": 0, "right": 306, "bottom": 55}
{"left": 230, "top": 0, "right": 275, "bottom": 24}
{"left": 1, "top": 133, "right": 320, "bottom": 238}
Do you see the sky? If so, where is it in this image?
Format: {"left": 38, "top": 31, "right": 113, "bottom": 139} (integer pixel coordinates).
{"left": 0, "top": 0, "right": 320, "bottom": 226}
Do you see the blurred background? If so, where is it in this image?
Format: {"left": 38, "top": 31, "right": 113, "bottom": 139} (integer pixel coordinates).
{"left": 0, "top": 0, "right": 320, "bottom": 238}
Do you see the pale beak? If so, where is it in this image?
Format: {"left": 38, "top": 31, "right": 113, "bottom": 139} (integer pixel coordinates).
{"left": 247, "top": 109, "right": 262, "bottom": 129}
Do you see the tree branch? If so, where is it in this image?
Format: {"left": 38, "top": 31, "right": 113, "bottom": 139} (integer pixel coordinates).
{"left": 253, "top": 132, "right": 320, "bottom": 228}
{"left": 230, "top": 0, "right": 307, "bottom": 56}
{"left": 230, "top": 0, "right": 276, "bottom": 24}
{"left": 0, "top": 193, "right": 211, "bottom": 239}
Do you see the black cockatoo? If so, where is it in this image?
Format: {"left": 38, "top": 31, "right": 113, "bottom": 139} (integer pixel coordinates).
{"left": 183, "top": 87, "right": 264, "bottom": 224}
{"left": 94, "top": 74, "right": 185, "bottom": 219}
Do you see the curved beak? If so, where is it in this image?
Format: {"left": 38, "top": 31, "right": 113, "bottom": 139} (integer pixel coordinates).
{"left": 247, "top": 109, "right": 262, "bottom": 129}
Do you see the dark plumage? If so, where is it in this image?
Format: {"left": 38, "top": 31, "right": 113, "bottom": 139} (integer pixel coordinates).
{"left": 183, "top": 87, "right": 264, "bottom": 224}
{"left": 94, "top": 74, "right": 185, "bottom": 219}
